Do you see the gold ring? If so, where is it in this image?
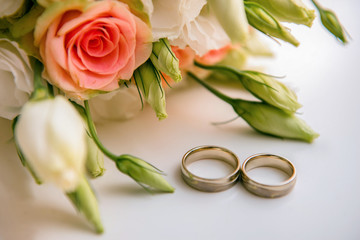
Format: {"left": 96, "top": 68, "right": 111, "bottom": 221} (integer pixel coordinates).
{"left": 240, "top": 154, "right": 297, "bottom": 198}
{"left": 181, "top": 146, "right": 241, "bottom": 192}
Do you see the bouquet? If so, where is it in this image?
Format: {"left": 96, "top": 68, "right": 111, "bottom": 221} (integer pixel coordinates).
{"left": 0, "top": 0, "right": 348, "bottom": 233}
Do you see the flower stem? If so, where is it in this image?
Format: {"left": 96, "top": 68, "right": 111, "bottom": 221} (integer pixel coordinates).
{"left": 194, "top": 61, "right": 245, "bottom": 76}
{"left": 187, "top": 71, "right": 234, "bottom": 105}
{"left": 84, "top": 100, "right": 118, "bottom": 161}
{"left": 30, "top": 58, "right": 51, "bottom": 100}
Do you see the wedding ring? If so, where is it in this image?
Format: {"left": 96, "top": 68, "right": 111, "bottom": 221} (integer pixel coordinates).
{"left": 240, "top": 154, "right": 297, "bottom": 198}
{"left": 181, "top": 146, "right": 241, "bottom": 192}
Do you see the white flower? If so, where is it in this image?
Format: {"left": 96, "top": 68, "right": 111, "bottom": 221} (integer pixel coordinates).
{"left": 0, "top": 39, "right": 33, "bottom": 120}
{"left": 15, "top": 96, "right": 87, "bottom": 192}
{"left": 145, "top": 0, "right": 230, "bottom": 56}
{"left": 0, "top": 0, "right": 26, "bottom": 18}
{"left": 89, "top": 85, "right": 142, "bottom": 122}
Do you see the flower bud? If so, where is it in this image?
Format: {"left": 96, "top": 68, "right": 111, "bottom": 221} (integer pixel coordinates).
{"left": 134, "top": 60, "right": 167, "bottom": 120}
{"left": 15, "top": 95, "right": 87, "bottom": 192}
{"left": 150, "top": 38, "right": 182, "bottom": 83}
{"left": 85, "top": 132, "right": 105, "bottom": 178}
{"left": 232, "top": 100, "right": 319, "bottom": 142}
{"left": 67, "top": 175, "right": 104, "bottom": 233}
{"left": 72, "top": 102, "right": 105, "bottom": 178}
{"left": 312, "top": 0, "right": 348, "bottom": 44}
{"left": 189, "top": 72, "right": 318, "bottom": 142}
{"left": 194, "top": 62, "right": 300, "bottom": 113}
{"left": 239, "top": 71, "right": 301, "bottom": 113}
{"left": 207, "top": 0, "right": 249, "bottom": 43}
{"left": 116, "top": 154, "right": 175, "bottom": 193}
{"left": 244, "top": 2, "right": 300, "bottom": 46}
{"left": 248, "top": 0, "right": 315, "bottom": 27}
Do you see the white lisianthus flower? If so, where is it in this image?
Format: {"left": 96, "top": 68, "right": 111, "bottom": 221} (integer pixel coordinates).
{"left": 0, "top": 39, "right": 33, "bottom": 120}
{"left": 144, "top": 0, "right": 230, "bottom": 56}
{"left": 15, "top": 96, "right": 87, "bottom": 192}
{"left": 89, "top": 85, "right": 142, "bottom": 122}
{"left": 0, "top": 0, "right": 26, "bottom": 18}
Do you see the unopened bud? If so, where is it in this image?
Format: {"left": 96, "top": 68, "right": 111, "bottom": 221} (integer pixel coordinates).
{"left": 240, "top": 71, "right": 301, "bottom": 113}
{"left": 116, "top": 154, "right": 175, "bottom": 193}
{"left": 248, "top": 0, "right": 315, "bottom": 27}
{"left": 134, "top": 60, "right": 167, "bottom": 120}
{"left": 150, "top": 38, "right": 182, "bottom": 83}
{"left": 85, "top": 132, "right": 105, "bottom": 178}
{"left": 244, "top": 2, "right": 300, "bottom": 46}
{"left": 67, "top": 175, "right": 104, "bottom": 233}
{"left": 312, "top": 0, "right": 348, "bottom": 44}
{"left": 233, "top": 100, "right": 319, "bottom": 142}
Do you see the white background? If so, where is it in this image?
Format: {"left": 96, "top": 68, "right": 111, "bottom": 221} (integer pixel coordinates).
{"left": 1, "top": 0, "right": 360, "bottom": 239}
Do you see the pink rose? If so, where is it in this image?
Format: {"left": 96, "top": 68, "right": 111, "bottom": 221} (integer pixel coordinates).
{"left": 34, "top": 0, "right": 152, "bottom": 99}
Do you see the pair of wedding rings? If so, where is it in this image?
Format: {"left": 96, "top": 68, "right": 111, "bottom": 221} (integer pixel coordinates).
{"left": 181, "top": 146, "right": 297, "bottom": 198}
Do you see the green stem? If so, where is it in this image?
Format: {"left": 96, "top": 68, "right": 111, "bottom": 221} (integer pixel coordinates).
{"left": 195, "top": 61, "right": 244, "bottom": 75}
{"left": 84, "top": 100, "right": 118, "bottom": 161}
{"left": 33, "top": 58, "right": 46, "bottom": 91}
{"left": 310, "top": 0, "right": 321, "bottom": 9}
{"left": 30, "top": 58, "right": 50, "bottom": 100}
{"left": 187, "top": 72, "right": 234, "bottom": 105}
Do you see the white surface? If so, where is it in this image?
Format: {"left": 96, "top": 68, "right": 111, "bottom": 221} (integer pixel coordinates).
{"left": 1, "top": 1, "right": 360, "bottom": 239}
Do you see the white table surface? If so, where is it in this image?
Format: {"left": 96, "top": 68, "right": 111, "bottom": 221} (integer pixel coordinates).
{"left": 1, "top": 1, "right": 359, "bottom": 239}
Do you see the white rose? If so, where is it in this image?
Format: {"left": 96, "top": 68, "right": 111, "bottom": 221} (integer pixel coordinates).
{"left": 0, "top": 0, "right": 26, "bottom": 18}
{"left": 89, "top": 85, "right": 142, "bottom": 122}
{"left": 145, "top": 0, "right": 230, "bottom": 56}
{"left": 0, "top": 39, "right": 33, "bottom": 120}
{"left": 15, "top": 96, "right": 87, "bottom": 192}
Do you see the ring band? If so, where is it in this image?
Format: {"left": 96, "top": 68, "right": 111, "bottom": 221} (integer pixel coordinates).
{"left": 181, "top": 146, "right": 241, "bottom": 192}
{"left": 240, "top": 154, "right": 297, "bottom": 198}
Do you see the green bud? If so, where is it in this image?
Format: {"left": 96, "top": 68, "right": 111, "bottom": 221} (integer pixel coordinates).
{"left": 189, "top": 72, "right": 318, "bottom": 142}
{"left": 150, "top": 38, "right": 182, "bottom": 83}
{"left": 67, "top": 175, "right": 104, "bottom": 234}
{"left": 116, "top": 154, "right": 175, "bottom": 193}
{"left": 311, "top": 0, "right": 348, "bottom": 44}
{"left": 85, "top": 132, "right": 105, "bottom": 178}
{"left": 218, "top": 47, "right": 248, "bottom": 70}
{"left": 70, "top": 101, "right": 105, "bottom": 178}
{"left": 232, "top": 100, "right": 319, "bottom": 142}
{"left": 239, "top": 71, "right": 301, "bottom": 113}
{"left": 134, "top": 60, "right": 168, "bottom": 120}
{"left": 207, "top": 0, "right": 249, "bottom": 43}
{"left": 244, "top": 2, "right": 300, "bottom": 46}
{"left": 194, "top": 62, "right": 301, "bottom": 113}
{"left": 247, "top": 0, "right": 315, "bottom": 27}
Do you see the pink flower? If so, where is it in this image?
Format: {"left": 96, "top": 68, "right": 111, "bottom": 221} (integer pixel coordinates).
{"left": 195, "top": 45, "right": 232, "bottom": 65}
{"left": 167, "top": 44, "right": 232, "bottom": 81}
{"left": 171, "top": 45, "right": 232, "bottom": 70}
{"left": 34, "top": 0, "right": 152, "bottom": 99}
{"left": 171, "top": 46, "right": 196, "bottom": 69}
